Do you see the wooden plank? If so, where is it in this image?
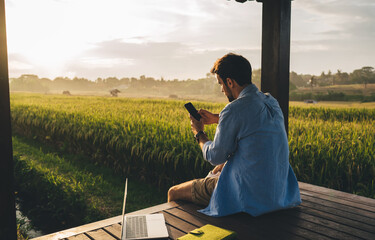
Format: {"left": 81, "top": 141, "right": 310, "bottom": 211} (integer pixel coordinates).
{"left": 65, "top": 234, "right": 91, "bottom": 240}
{"left": 178, "top": 202, "right": 370, "bottom": 240}
{"left": 300, "top": 188, "right": 375, "bottom": 213}
{"left": 176, "top": 202, "right": 307, "bottom": 240}
{"left": 103, "top": 224, "right": 121, "bottom": 240}
{"left": 164, "top": 223, "right": 186, "bottom": 240}
{"left": 250, "top": 212, "right": 332, "bottom": 240}
{"left": 33, "top": 202, "right": 179, "bottom": 240}
{"left": 301, "top": 198, "right": 375, "bottom": 231}
{"left": 163, "top": 211, "right": 196, "bottom": 234}
{"left": 33, "top": 215, "right": 122, "bottom": 240}
{"left": 127, "top": 201, "right": 181, "bottom": 216}
{"left": 35, "top": 185, "right": 375, "bottom": 240}
{"left": 0, "top": 0, "right": 17, "bottom": 239}
{"left": 168, "top": 206, "right": 305, "bottom": 240}
{"left": 127, "top": 203, "right": 186, "bottom": 239}
{"left": 269, "top": 209, "right": 361, "bottom": 240}
{"left": 85, "top": 228, "right": 116, "bottom": 240}
{"left": 285, "top": 208, "right": 375, "bottom": 239}
{"left": 166, "top": 207, "right": 209, "bottom": 227}
{"left": 301, "top": 197, "right": 375, "bottom": 228}
{"left": 175, "top": 204, "right": 268, "bottom": 239}
{"left": 301, "top": 194, "right": 375, "bottom": 225}
{"left": 297, "top": 201, "right": 375, "bottom": 234}
{"left": 232, "top": 209, "right": 332, "bottom": 240}
{"left": 299, "top": 182, "right": 375, "bottom": 207}
{"left": 167, "top": 207, "right": 269, "bottom": 239}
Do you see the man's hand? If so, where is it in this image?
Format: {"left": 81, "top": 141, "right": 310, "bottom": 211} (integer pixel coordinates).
{"left": 198, "top": 109, "right": 219, "bottom": 125}
{"left": 212, "top": 162, "right": 226, "bottom": 174}
{"left": 190, "top": 114, "right": 204, "bottom": 135}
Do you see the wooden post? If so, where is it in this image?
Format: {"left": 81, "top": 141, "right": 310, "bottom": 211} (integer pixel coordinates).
{"left": 258, "top": 0, "right": 291, "bottom": 133}
{"left": 0, "top": 0, "right": 17, "bottom": 239}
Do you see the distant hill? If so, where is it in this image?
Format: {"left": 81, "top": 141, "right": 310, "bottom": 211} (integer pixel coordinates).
{"left": 9, "top": 66, "right": 375, "bottom": 102}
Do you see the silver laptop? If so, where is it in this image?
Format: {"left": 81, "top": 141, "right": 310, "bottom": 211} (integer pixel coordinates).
{"left": 121, "top": 178, "right": 169, "bottom": 240}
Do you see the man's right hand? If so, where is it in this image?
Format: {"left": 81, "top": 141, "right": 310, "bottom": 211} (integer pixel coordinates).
{"left": 198, "top": 109, "right": 219, "bottom": 125}
{"left": 212, "top": 162, "right": 226, "bottom": 174}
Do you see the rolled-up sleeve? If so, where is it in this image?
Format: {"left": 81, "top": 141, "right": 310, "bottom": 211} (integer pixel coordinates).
{"left": 202, "top": 106, "right": 238, "bottom": 166}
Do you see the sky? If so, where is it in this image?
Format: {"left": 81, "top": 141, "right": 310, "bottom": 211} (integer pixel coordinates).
{"left": 4, "top": 0, "right": 375, "bottom": 80}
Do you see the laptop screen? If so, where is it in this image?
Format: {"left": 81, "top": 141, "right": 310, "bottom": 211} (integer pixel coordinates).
{"left": 120, "top": 178, "right": 128, "bottom": 240}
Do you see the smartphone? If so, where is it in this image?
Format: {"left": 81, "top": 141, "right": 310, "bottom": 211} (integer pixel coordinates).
{"left": 184, "top": 102, "right": 201, "bottom": 121}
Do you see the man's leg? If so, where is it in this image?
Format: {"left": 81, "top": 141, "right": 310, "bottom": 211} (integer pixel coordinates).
{"left": 167, "top": 180, "right": 194, "bottom": 202}
{"left": 168, "top": 177, "right": 218, "bottom": 206}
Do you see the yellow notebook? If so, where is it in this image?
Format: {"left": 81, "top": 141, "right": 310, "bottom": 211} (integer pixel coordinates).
{"left": 177, "top": 224, "right": 237, "bottom": 240}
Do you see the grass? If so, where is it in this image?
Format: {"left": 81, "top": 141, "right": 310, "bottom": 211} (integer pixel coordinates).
{"left": 10, "top": 93, "right": 375, "bottom": 198}
{"left": 290, "top": 101, "right": 375, "bottom": 109}
{"left": 17, "top": 224, "right": 28, "bottom": 240}
{"left": 13, "top": 135, "right": 166, "bottom": 234}
{"left": 288, "top": 116, "right": 375, "bottom": 198}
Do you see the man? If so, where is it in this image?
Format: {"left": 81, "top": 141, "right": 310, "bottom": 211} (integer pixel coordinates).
{"left": 168, "top": 53, "right": 301, "bottom": 217}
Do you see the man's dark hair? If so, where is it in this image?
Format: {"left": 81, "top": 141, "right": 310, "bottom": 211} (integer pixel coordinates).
{"left": 210, "top": 53, "right": 252, "bottom": 86}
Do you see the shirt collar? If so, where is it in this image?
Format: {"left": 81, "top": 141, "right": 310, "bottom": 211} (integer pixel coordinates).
{"left": 237, "top": 84, "right": 258, "bottom": 99}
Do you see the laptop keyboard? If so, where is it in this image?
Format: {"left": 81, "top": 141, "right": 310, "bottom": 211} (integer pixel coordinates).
{"left": 126, "top": 215, "right": 148, "bottom": 239}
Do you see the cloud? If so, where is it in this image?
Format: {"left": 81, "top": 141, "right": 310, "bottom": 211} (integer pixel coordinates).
{"left": 6, "top": 0, "right": 374, "bottom": 79}
{"left": 293, "top": 0, "right": 375, "bottom": 38}
{"left": 84, "top": 40, "right": 189, "bottom": 59}
{"left": 64, "top": 39, "right": 260, "bottom": 80}
{"left": 290, "top": 0, "right": 375, "bottom": 74}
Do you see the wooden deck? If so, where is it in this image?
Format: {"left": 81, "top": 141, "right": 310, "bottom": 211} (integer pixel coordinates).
{"left": 34, "top": 182, "right": 375, "bottom": 240}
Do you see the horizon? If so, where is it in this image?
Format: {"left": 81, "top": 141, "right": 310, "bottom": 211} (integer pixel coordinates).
{"left": 8, "top": 66, "right": 373, "bottom": 83}
{"left": 5, "top": 0, "right": 375, "bottom": 80}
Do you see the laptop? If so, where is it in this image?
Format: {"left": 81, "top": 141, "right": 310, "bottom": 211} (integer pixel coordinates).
{"left": 121, "top": 178, "right": 169, "bottom": 240}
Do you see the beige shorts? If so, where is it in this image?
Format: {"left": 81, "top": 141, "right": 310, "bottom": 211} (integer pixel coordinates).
{"left": 191, "top": 177, "right": 219, "bottom": 206}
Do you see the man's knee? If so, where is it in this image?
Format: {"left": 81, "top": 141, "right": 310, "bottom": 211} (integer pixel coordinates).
{"left": 168, "top": 186, "right": 177, "bottom": 202}
{"left": 167, "top": 180, "right": 194, "bottom": 202}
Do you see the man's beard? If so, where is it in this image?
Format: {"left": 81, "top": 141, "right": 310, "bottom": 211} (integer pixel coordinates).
{"left": 224, "top": 85, "right": 235, "bottom": 102}
{"left": 227, "top": 95, "right": 235, "bottom": 102}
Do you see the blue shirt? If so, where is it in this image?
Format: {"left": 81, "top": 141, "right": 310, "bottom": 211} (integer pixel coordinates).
{"left": 199, "top": 84, "right": 301, "bottom": 217}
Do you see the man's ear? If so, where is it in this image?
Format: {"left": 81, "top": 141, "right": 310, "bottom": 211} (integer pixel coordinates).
{"left": 226, "top": 78, "right": 235, "bottom": 88}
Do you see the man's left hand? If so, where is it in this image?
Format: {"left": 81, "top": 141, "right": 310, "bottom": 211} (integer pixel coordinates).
{"left": 190, "top": 114, "right": 204, "bottom": 135}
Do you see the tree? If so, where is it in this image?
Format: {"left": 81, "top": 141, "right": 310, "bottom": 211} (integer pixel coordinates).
{"left": 10, "top": 75, "right": 49, "bottom": 92}
{"left": 290, "top": 71, "right": 304, "bottom": 87}
{"left": 119, "top": 77, "right": 130, "bottom": 85}
{"left": 95, "top": 77, "right": 103, "bottom": 84}
{"left": 105, "top": 77, "right": 120, "bottom": 87}
{"left": 335, "top": 69, "right": 349, "bottom": 85}
{"left": 361, "top": 66, "right": 374, "bottom": 89}
{"left": 327, "top": 70, "right": 334, "bottom": 85}
{"left": 350, "top": 66, "right": 375, "bottom": 88}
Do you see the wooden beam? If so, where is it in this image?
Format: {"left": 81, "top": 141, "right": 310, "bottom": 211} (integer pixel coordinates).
{"left": 259, "top": 0, "right": 291, "bottom": 133}
{"left": 0, "top": 0, "right": 16, "bottom": 239}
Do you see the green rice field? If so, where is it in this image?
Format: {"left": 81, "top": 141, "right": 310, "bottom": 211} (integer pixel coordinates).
{"left": 10, "top": 93, "right": 375, "bottom": 199}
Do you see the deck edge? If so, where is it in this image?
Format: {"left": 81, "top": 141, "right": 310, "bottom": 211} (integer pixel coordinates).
{"left": 31, "top": 202, "right": 179, "bottom": 240}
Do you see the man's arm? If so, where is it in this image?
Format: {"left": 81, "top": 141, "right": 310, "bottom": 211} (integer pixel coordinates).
{"left": 191, "top": 109, "right": 219, "bottom": 149}
{"left": 190, "top": 114, "right": 226, "bottom": 170}
{"left": 202, "top": 107, "right": 238, "bottom": 166}
{"left": 190, "top": 115, "right": 226, "bottom": 171}
{"left": 189, "top": 114, "right": 209, "bottom": 150}
{"left": 191, "top": 107, "right": 237, "bottom": 166}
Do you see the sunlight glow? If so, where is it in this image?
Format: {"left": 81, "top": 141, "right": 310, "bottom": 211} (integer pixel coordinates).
{"left": 4, "top": 0, "right": 375, "bottom": 79}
